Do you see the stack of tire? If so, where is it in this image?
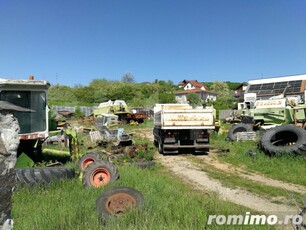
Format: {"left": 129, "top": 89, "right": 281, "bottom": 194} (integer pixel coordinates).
{"left": 78, "top": 152, "right": 144, "bottom": 220}
{"left": 78, "top": 152, "right": 119, "bottom": 188}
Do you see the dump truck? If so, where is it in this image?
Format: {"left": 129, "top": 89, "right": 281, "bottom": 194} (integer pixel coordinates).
{"left": 0, "top": 76, "right": 50, "bottom": 160}
{"left": 153, "top": 104, "right": 215, "bottom": 154}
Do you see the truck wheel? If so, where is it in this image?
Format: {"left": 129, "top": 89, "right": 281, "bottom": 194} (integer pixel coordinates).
{"left": 96, "top": 186, "right": 144, "bottom": 220}
{"left": 260, "top": 125, "right": 306, "bottom": 156}
{"left": 78, "top": 152, "right": 103, "bottom": 171}
{"left": 82, "top": 161, "right": 119, "bottom": 188}
{"left": 228, "top": 123, "right": 253, "bottom": 141}
{"left": 158, "top": 142, "right": 164, "bottom": 154}
{"left": 15, "top": 167, "right": 75, "bottom": 186}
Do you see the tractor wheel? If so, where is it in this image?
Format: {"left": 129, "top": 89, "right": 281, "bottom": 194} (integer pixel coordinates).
{"left": 259, "top": 125, "right": 306, "bottom": 156}
{"left": 82, "top": 161, "right": 119, "bottom": 188}
{"left": 78, "top": 152, "right": 103, "bottom": 171}
{"left": 15, "top": 167, "right": 75, "bottom": 186}
{"left": 96, "top": 186, "right": 144, "bottom": 220}
{"left": 228, "top": 123, "right": 253, "bottom": 141}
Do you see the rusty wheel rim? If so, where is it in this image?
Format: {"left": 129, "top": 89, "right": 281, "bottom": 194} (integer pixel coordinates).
{"left": 82, "top": 157, "right": 95, "bottom": 170}
{"left": 90, "top": 168, "right": 111, "bottom": 187}
{"left": 105, "top": 193, "right": 137, "bottom": 215}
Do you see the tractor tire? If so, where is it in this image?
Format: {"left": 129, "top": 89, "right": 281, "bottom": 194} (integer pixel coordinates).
{"left": 228, "top": 123, "right": 253, "bottom": 141}
{"left": 96, "top": 186, "right": 144, "bottom": 220}
{"left": 259, "top": 125, "right": 306, "bottom": 156}
{"left": 78, "top": 152, "right": 103, "bottom": 171}
{"left": 82, "top": 161, "right": 119, "bottom": 188}
{"left": 15, "top": 167, "right": 75, "bottom": 186}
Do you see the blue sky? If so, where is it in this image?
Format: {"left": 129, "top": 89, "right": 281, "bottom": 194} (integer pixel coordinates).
{"left": 0, "top": 0, "right": 305, "bottom": 86}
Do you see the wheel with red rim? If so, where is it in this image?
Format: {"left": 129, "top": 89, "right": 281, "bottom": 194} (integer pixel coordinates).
{"left": 96, "top": 187, "right": 144, "bottom": 219}
{"left": 82, "top": 161, "right": 119, "bottom": 188}
{"left": 78, "top": 152, "right": 103, "bottom": 171}
{"left": 89, "top": 168, "right": 111, "bottom": 187}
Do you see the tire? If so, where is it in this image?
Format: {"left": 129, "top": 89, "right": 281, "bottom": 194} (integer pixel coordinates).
{"left": 158, "top": 141, "right": 164, "bottom": 154}
{"left": 15, "top": 167, "right": 75, "bottom": 186}
{"left": 78, "top": 152, "right": 103, "bottom": 171}
{"left": 96, "top": 186, "right": 144, "bottom": 220}
{"left": 228, "top": 123, "right": 253, "bottom": 141}
{"left": 259, "top": 125, "right": 306, "bottom": 156}
{"left": 82, "top": 161, "right": 119, "bottom": 188}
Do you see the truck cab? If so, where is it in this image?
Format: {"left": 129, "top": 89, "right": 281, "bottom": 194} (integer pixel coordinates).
{"left": 0, "top": 76, "right": 50, "bottom": 159}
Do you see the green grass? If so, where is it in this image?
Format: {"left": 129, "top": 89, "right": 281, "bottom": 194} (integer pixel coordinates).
{"left": 210, "top": 133, "right": 306, "bottom": 186}
{"left": 12, "top": 164, "right": 273, "bottom": 230}
{"left": 13, "top": 122, "right": 306, "bottom": 229}
{"left": 187, "top": 156, "right": 305, "bottom": 206}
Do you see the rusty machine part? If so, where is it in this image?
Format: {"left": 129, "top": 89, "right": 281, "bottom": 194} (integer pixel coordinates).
{"left": 96, "top": 187, "right": 144, "bottom": 219}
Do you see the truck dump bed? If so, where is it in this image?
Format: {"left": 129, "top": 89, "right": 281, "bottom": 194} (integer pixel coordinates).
{"left": 154, "top": 104, "right": 215, "bottom": 129}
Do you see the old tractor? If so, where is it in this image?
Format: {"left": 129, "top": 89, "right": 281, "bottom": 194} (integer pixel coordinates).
{"left": 0, "top": 76, "right": 50, "bottom": 161}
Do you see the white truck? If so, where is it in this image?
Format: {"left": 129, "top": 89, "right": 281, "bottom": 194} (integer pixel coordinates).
{"left": 153, "top": 104, "right": 215, "bottom": 154}
{"left": 0, "top": 76, "right": 50, "bottom": 160}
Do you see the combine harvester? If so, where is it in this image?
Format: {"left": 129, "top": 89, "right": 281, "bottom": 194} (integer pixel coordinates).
{"left": 0, "top": 76, "right": 75, "bottom": 185}
{"left": 228, "top": 90, "right": 306, "bottom": 156}
{"left": 0, "top": 76, "right": 50, "bottom": 159}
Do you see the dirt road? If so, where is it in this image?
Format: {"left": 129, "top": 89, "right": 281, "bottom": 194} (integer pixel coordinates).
{"left": 156, "top": 154, "right": 300, "bottom": 219}
{"left": 138, "top": 128, "right": 305, "bottom": 220}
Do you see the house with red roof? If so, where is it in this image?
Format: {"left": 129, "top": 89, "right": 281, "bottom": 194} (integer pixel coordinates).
{"left": 176, "top": 80, "right": 217, "bottom": 103}
{"left": 178, "top": 80, "right": 209, "bottom": 91}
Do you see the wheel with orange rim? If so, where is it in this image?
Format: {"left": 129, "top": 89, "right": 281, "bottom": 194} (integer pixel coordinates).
{"left": 89, "top": 168, "right": 111, "bottom": 187}
{"left": 96, "top": 187, "right": 144, "bottom": 219}
{"left": 83, "top": 161, "right": 119, "bottom": 188}
{"left": 78, "top": 152, "right": 103, "bottom": 171}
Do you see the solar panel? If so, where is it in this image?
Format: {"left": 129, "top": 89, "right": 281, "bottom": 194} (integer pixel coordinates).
{"left": 247, "top": 80, "right": 302, "bottom": 96}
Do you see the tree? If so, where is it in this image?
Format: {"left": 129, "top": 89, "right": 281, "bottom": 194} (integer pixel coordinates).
{"left": 158, "top": 92, "right": 176, "bottom": 103}
{"left": 210, "top": 81, "right": 235, "bottom": 115}
{"left": 211, "top": 81, "right": 231, "bottom": 95}
{"left": 73, "top": 85, "right": 95, "bottom": 105}
{"left": 121, "top": 72, "right": 135, "bottom": 83}
{"left": 187, "top": 93, "right": 202, "bottom": 108}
